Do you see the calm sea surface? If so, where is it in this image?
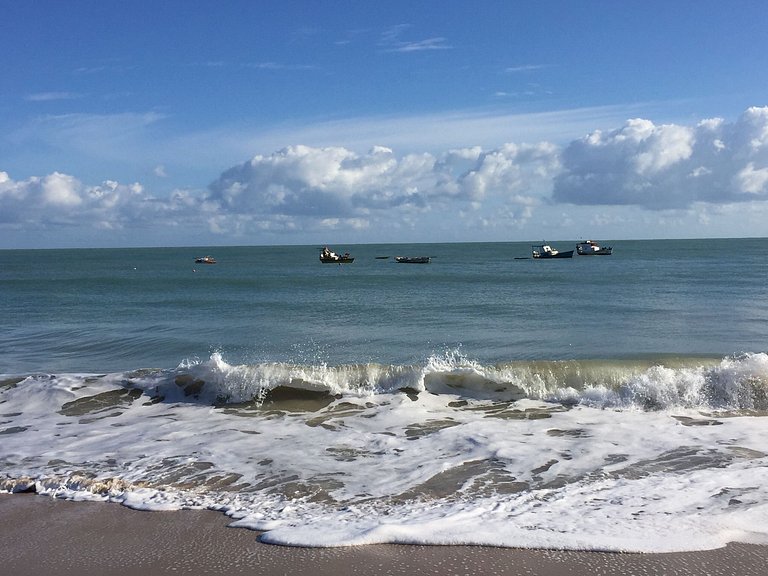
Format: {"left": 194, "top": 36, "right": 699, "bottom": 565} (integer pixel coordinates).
{"left": 2, "top": 238, "right": 768, "bottom": 552}
{"left": 2, "top": 238, "right": 766, "bottom": 373}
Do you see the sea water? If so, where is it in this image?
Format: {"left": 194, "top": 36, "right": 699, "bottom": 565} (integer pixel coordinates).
{"left": 2, "top": 238, "right": 768, "bottom": 552}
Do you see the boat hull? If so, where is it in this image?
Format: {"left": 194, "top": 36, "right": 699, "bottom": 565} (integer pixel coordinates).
{"left": 320, "top": 257, "right": 354, "bottom": 263}
{"left": 576, "top": 241, "right": 612, "bottom": 255}
{"left": 533, "top": 250, "right": 574, "bottom": 259}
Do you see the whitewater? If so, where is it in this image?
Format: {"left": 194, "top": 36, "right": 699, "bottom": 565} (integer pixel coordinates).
{"left": 2, "top": 239, "right": 768, "bottom": 552}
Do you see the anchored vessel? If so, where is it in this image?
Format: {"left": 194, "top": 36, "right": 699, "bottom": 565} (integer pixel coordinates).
{"left": 531, "top": 244, "right": 574, "bottom": 259}
{"left": 320, "top": 246, "right": 354, "bottom": 263}
{"left": 576, "top": 240, "right": 613, "bottom": 255}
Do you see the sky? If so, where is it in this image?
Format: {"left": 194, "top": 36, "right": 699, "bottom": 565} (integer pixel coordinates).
{"left": 2, "top": 0, "right": 768, "bottom": 249}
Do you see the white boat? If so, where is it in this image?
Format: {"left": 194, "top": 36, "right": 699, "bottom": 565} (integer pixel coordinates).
{"left": 320, "top": 246, "right": 354, "bottom": 263}
{"left": 532, "top": 244, "right": 573, "bottom": 259}
{"left": 576, "top": 240, "right": 612, "bottom": 255}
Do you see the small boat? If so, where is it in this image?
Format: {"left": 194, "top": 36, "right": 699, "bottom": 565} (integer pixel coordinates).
{"left": 576, "top": 240, "right": 613, "bottom": 255}
{"left": 531, "top": 244, "right": 573, "bottom": 259}
{"left": 320, "top": 246, "right": 354, "bottom": 263}
{"left": 395, "top": 256, "right": 430, "bottom": 264}
{"left": 194, "top": 256, "right": 216, "bottom": 264}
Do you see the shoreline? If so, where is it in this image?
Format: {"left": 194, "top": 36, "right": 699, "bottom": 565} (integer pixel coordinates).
{"left": 2, "top": 494, "right": 768, "bottom": 575}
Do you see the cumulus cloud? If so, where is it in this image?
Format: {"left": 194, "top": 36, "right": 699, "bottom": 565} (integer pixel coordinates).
{"left": 0, "top": 171, "right": 198, "bottom": 230}
{"left": 553, "top": 106, "right": 768, "bottom": 208}
{"left": 0, "top": 141, "right": 557, "bottom": 237}
{"left": 204, "top": 143, "right": 557, "bottom": 229}
{"left": 4, "top": 106, "right": 768, "bottom": 242}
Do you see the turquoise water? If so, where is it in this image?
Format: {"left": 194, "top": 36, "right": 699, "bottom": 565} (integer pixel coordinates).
{"left": 2, "top": 238, "right": 766, "bottom": 374}
{"left": 3, "top": 239, "right": 768, "bottom": 552}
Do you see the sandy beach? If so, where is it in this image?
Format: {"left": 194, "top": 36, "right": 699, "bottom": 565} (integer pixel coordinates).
{"left": 1, "top": 494, "right": 766, "bottom": 576}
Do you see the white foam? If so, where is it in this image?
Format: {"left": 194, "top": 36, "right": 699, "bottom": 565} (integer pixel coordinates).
{"left": 2, "top": 353, "right": 768, "bottom": 552}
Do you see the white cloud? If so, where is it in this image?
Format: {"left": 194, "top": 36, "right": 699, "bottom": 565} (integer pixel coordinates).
{"left": 632, "top": 122, "right": 694, "bottom": 175}
{"left": 380, "top": 24, "right": 451, "bottom": 52}
{"left": 25, "top": 92, "right": 84, "bottom": 102}
{"left": 41, "top": 172, "right": 82, "bottom": 206}
{"left": 457, "top": 142, "right": 559, "bottom": 201}
{"left": 0, "top": 171, "right": 199, "bottom": 230}
{"left": 4, "top": 106, "right": 768, "bottom": 245}
{"left": 505, "top": 65, "right": 548, "bottom": 73}
{"left": 553, "top": 107, "right": 768, "bottom": 208}
{"left": 737, "top": 162, "right": 768, "bottom": 194}
{"left": 205, "top": 143, "right": 557, "bottom": 228}
{"left": 391, "top": 37, "right": 450, "bottom": 52}
{"left": 11, "top": 112, "right": 167, "bottom": 163}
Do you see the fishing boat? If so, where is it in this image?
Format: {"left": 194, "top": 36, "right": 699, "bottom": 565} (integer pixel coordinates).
{"left": 576, "top": 240, "right": 613, "bottom": 255}
{"left": 531, "top": 244, "right": 573, "bottom": 259}
{"left": 395, "top": 256, "right": 431, "bottom": 264}
{"left": 320, "top": 246, "right": 354, "bottom": 263}
{"left": 194, "top": 256, "right": 216, "bottom": 264}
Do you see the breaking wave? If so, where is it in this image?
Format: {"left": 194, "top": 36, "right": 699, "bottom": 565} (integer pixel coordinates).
{"left": 119, "top": 350, "right": 768, "bottom": 412}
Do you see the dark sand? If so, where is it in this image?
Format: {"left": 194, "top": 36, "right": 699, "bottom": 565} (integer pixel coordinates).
{"left": 1, "top": 494, "right": 767, "bottom": 575}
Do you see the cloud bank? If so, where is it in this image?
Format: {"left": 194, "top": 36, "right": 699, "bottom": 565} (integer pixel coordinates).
{"left": 553, "top": 107, "right": 768, "bottom": 208}
{"left": 2, "top": 107, "right": 768, "bottom": 243}
{"left": 207, "top": 142, "right": 555, "bottom": 215}
{"left": 0, "top": 171, "right": 199, "bottom": 231}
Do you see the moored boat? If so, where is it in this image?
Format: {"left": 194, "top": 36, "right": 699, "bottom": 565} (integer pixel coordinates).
{"left": 194, "top": 256, "right": 216, "bottom": 264}
{"left": 320, "top": 246, "right": 354, "bottom": 263}
{"left": 576, "top": 240, "right": 613, "bottom": 255}
{"left": 395, "top": 256, "right": 430, "bottom": 264}
{"left": 531, "top": 244, "right": 573, "bottom": 259}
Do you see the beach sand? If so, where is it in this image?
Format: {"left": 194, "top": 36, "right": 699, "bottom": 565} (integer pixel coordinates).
{"left": 1, "top": 494, "right": 766, "bottom": 576}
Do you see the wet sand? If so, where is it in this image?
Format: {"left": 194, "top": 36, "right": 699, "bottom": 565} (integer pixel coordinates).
{"left": 1, "top": 494, "right": 766, "bottom": 576}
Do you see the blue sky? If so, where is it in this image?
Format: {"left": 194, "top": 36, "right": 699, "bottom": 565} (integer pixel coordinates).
{"left": 2, "top": 0, "right": 768, "bottom": 248}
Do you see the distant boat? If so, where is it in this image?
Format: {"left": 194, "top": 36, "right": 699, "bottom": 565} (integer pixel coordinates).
{"left": 395, "top": 256, "right": 430, "bottom": 264}
{"left": 531, "top": 244, "right": 573, "bottom": 259}
{"left": 320, "top": 246, "right": 354, "bottom": 263}
{"left": 194, "top": 256, "right": 216, "bottom": 264}
{"left": 576, "top": 240, "right": 613, "bottom": 255}
{"left": 375, "top": 256, "right": 390, "bottom": 259}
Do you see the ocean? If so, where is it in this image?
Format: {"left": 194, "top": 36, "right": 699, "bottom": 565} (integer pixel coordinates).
{"left": 2, "top": 238, "right": 768, "bottom": 552}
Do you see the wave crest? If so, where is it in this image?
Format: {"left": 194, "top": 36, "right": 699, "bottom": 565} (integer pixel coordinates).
{"left": 142, "top": 351, "right": 768, "bottom": 411}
